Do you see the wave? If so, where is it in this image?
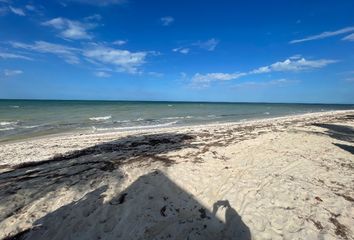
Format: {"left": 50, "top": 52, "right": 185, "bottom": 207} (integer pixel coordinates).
{"left": 264, "top": 112, "right": 270, "bottom": 115}
{"left": 162, "top": 116, "right": 193, "bottom": 120}
{"left": 113, "top": 120, "right": 131, "bottom": 123}
{"left": 0, "top": 127, "right": 15, "bottom": 131}
{"left": 9, "top": 105, "right": 20, "bottom": 108}
{"left": 22, "top": 125, "right": 41, "bottom": 129}
{"left": 95, "top": 121, "right": 178, "bottom": 131}
{"left": 0, "top": 121, "right": 18, "bottom": 126}
{"left": 89, "top": 115, "right": 112, "bottom": 121}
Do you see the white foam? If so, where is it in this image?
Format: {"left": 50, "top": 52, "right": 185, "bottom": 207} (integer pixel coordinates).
{"left": 162, "top": 116, "right": 193, "bottom": 120}
{"left": 89, "top": 115, "right": 112, "bottom": 121}
{"left": 22, "top": 125, "right": 41, "bottom": 129}
{"left": 264, "top": 112, "right": 270, "bottom": 115}
{"left": 0, "top": 121, "right": 18, "bottom": 126}
{"left": 96, "top": 121, "right": 178, "bottom": 131}
{"left": 0, "top": 127, "right": 15, "bottom": 131}
{"left": 9, "top": 105, "right": 20, "bottom": 108}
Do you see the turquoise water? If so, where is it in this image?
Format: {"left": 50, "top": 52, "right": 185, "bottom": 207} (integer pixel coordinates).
{"left": 1, "top": 100, "right": 353, "bottom": 142}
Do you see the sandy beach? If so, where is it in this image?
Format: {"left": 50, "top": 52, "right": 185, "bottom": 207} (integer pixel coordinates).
{"left": 0, "top": 110, "right": 353, "bottom": 240}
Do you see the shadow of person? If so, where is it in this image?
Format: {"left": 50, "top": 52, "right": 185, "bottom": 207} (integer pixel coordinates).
{"left": 212, "top": 200, "right": 251, "bottom": 240}
{"left": 8, "top": 170, "right": 251, "bottom": 240}
{"left": 0, "top": 133, "right": 196, "bottom": 231}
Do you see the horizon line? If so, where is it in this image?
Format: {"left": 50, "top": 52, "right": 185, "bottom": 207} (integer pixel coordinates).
{"left": 0, "top": 98, "right": 353, "bottom": 105}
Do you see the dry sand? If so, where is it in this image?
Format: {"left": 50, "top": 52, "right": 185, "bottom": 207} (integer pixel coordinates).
{"left": 0, "top": 110, "right": 353, "bottom": 240}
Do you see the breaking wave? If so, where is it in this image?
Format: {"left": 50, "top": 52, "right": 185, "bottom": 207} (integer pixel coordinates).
{"left": 94, "top": 121, "right": 178, "bottom": 132}
{"left": 89, "top": 116, "right": 112, "bottom": 121}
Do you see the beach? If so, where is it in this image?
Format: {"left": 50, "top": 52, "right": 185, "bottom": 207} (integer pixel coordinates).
{"left": 0, "top": 110, "right": 354, "bottom": 239}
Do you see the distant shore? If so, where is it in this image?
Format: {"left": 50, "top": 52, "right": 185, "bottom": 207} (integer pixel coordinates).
{"left": 0, "top": 110, "right": 354, "bottom": 239}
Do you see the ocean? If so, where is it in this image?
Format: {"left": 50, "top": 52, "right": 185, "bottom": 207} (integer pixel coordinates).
{"left": 1, "top": 99, "right": 353, "bottom": 142}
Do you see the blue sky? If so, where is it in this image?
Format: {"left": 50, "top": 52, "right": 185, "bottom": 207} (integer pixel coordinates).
{"left": 0, "top": 0, "right": 354, "bottom": 103}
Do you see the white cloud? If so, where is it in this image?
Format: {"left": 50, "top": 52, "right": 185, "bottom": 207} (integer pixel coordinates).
{"left": 180, "top": 72, "right": 187, "bottom": 79}
{"left": 251, "top": 57, "right": 336, "bottom": 73}
{"left": 194, "top": 38, "right": 219, "bottom": 51}
{"left": 95, "top": 71, "right": 111, "bottom": 78}
{"left": 172, "top": 47, "right": 190, "bottom": 54}
{"left": 11, "top": 41, "right": 80, "bottom": 64}
{"left": 8, "top": 41, "right": 153, "bottom": 74}
{"left": 267, "top": 58, "right": 337, "bottom": 72}
{"left": 289, "top": 54, "right": 302, "bottom": 60}
{"left": 173, "top": 38, "right": 219, "bottom": 55}
{"left": 0, "top": 52, "right": 32, "bottom": 60}
{"left": 42, "top": 17, "right": 96, "bottom": 40}
{"left": 250, "top": 66, "right": 271, "bottom": 74}
{"left": 191, "top": 57, "right": 336, "bottom": 88}
{"left": 25, "top": 4, "right": 45, "bottom": 15}
{"left": 342, "top": 33, "right": 354, "bottom": 42}
{"left": 83, "top": 46, "right": 148, "bottom": 74}
{"left": 179, "top": 48, "right": 189, "bottom": 54}
{"left": 160, "top": 16, "right": 174, "bottom": 26}
{"left": 113, "top": 40, "right": 127, "bottom": 46}
{"left": 3, "top": 69, "right": 23, "bottom": 77}
{"left": 25, "top": 5, "right": 36, "bottom": 11}
{"left": 9, "top": 6, "right": 25, "bottom": 16}
{"left": 290, "top": 26, "right": 354, "bottom": 44}
{"left": 191, "top": 72, "right": 246, "bottom": 87}
{"left": 84, "top": 14, "right": 102, "bottom": 21}
{"left": 234, "top": 79, "right": 298, "bottom": 89}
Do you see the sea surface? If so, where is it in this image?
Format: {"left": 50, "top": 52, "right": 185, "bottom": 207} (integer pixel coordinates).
{"left": 1, "top": 100, "right": 353, "bottom": 142}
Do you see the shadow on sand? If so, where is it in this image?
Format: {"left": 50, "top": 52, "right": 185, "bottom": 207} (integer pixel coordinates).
{"left": 9, "top": 170, "right": 250, "bottom": 240}
{"left": 0, "top": 133, "right": 251, "bottom": 239}
{"left": 312, "top": 122, "right": 354, "bottom": 155}
{"left": 312, "top": 123, "right": 354, "bottom": 143}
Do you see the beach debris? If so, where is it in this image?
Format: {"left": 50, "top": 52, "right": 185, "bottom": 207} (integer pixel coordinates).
{"left": 335, "top": 193, "right": 354, "bottom": 202}
{"left": 198, "top": 208, "right": 207, "bottom": 219}
{"left": 100, "top": 161, "right": 115, "bottom": 172}
{"left": 160, "top": 206, "right": 167, "bottom": 217}
{"left": 315, "top": 196, "right": 323, "bottom": 202}
{"left": 329, "top": 217, "right": 348, "bottom": 239}
{"left": 309, "top": 219, "right": 324, "bottom": 230}
{"left": 110, "top": 193, "right": 127, "bottom": 205}
{"left": 3, "top": 228, "right": 31, "bottom": 240}
{"left": 118, "top": 193, "right": 127, "bottom": 204}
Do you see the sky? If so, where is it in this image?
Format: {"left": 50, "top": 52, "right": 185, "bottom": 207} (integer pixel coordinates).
{"left": 0, "top": 0, "right": 354, "bottom": 103}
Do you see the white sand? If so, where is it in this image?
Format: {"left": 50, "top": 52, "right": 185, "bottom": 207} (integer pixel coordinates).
{"left": 0, "top": 110, "right": 353, "bottom": 239}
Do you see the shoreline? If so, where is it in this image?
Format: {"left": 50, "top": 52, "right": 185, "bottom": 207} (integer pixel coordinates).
{"left": 1, "top": 109, "right": 354, "bottom": 146}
